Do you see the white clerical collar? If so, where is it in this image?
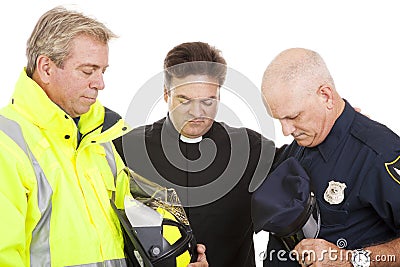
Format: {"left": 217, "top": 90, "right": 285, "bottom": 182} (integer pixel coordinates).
{"left": 179, "top": 134, "right": 203, "bottom": 143}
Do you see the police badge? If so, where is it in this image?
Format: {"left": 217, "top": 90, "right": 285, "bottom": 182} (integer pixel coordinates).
{"left": 385, "top": 156, "right": 400, "bottom": 185}
{"left": 324, "top": 181, "right": 346, "bottom": 205}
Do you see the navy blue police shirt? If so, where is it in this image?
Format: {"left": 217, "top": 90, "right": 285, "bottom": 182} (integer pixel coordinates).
{"left": 265, "top": 100, "right": 400, "bottom": 266}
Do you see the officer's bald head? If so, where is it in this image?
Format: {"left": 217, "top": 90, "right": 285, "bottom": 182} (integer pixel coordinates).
{"left": 262, "top": 48, "right": 335, "bottom": 98}
{"left": 261, "top": 48, "right": 345, "bottom": 147}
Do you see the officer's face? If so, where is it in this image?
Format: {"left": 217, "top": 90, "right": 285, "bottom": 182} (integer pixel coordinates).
{"left": 165, "top": 75, "right": 219, "bottom": 138}
{"left": 44, "top": 35, "right": 109, "bottom": 118}
{"left": 263, "top": 82, "right": 332, "bottom": 147}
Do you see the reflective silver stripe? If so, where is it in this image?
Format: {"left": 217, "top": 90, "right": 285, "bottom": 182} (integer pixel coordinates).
{"left": 0, "top": 115, "right": 52, "bottom": 266}
{"left": 67, "top": 258, "right": 127, "bottom": 267}
{"left": 0, "top": 115, "right": 30, "bottom": 155}
{"left": 0, "top": 116, "right": 123, "bottom": 266}
{"left": 101, "top": 142, "right": 117, "bottom": 202}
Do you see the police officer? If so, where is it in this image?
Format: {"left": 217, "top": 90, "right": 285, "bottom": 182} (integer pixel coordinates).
{"left": 257, "top": 48, "right": 400, "bottom": 266}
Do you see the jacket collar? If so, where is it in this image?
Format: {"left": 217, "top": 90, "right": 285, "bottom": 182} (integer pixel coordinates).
{"left": 10, "top": 69, "right": 130, "bottom": 143}
{"left": 11, "top": 69, "right": 65, "bottom": 129}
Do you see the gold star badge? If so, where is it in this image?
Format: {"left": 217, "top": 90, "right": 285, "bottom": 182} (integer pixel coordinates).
{"left": 385, "top": 155, "right": 400, "bottom": 185}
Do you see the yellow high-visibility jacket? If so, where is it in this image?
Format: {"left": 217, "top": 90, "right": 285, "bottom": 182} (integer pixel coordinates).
{"left": 0, "top": 70, "right": 131, "bottom": 267}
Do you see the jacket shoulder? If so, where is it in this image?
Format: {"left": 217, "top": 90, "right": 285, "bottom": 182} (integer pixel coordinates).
{"left": 351, "top": 113, "right": 400, "bottom": 158}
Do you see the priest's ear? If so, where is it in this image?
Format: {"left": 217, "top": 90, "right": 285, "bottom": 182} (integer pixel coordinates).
{"left": 164, "top": 85, "right": 170, "bottom": 103}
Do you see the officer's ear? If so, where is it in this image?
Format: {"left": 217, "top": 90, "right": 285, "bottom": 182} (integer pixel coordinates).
{"left": 316, "top": 85, "right": 334, "bottom": 110}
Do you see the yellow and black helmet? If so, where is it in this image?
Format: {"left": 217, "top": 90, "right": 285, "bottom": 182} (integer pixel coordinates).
{"left": 112, "top": 168, "right": 197, "bottom": 267}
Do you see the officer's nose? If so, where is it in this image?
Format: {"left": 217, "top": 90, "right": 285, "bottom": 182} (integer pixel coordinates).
{"left": 280, "top": 120, "right": 295, "bottom": 136}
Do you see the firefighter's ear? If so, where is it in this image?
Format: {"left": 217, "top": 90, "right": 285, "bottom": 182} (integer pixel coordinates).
{"left": 35, "top": 55, "right": 53, "bottom": 84}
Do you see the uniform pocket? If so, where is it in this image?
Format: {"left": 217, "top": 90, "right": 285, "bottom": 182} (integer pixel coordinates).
{"left": 318, "top": 200, "right": 348, "bottom": 227}
{"left": 86, "top": 145, "right": 117, "bottom": 195}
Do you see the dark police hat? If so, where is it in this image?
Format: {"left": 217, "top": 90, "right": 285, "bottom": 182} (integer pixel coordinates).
{"left": 251, "top": 157, "right": 320, "bottom": 251}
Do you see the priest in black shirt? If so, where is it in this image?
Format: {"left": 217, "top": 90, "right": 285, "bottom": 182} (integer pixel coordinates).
{"left": 115, "top": 42, "right": 275, "bottom": 267}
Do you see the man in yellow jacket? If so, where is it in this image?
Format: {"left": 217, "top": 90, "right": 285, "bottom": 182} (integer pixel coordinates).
{"left": 0, "top": 6, "right": 207, "bottom": 267}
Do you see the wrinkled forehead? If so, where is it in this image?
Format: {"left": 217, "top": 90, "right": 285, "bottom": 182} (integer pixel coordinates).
{"left": 269, "top": 98, "right": 299, "bottom": 119}
{"left": 262, "top": 81, "right": 304, "bottom": 118}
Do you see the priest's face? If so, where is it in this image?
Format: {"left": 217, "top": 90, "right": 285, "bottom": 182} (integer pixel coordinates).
{"left": 165, "top": 75, "right": 220, "bottom": 138}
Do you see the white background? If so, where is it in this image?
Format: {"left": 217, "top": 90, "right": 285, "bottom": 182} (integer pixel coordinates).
{"left": 2, "top": 1, "right": 400, "bottom": 265}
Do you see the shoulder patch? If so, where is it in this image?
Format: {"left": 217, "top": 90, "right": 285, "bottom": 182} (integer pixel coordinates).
{"left": 385, "top": 156, "right": 400, "bottom": 185}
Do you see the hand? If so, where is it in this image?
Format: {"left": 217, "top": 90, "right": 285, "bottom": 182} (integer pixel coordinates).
{"left": 294, "top": 238, "right": 352, "bottom": 267}
{"left": 187, "top": 244, "right": 208, "bottom": 267}
{"left": 354, "top": 107, "right": 370, "bottom": 118}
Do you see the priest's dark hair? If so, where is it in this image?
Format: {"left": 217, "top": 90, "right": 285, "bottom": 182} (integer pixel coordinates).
{"left": 163, "top": 42, "right": 227, "bottom": 92}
